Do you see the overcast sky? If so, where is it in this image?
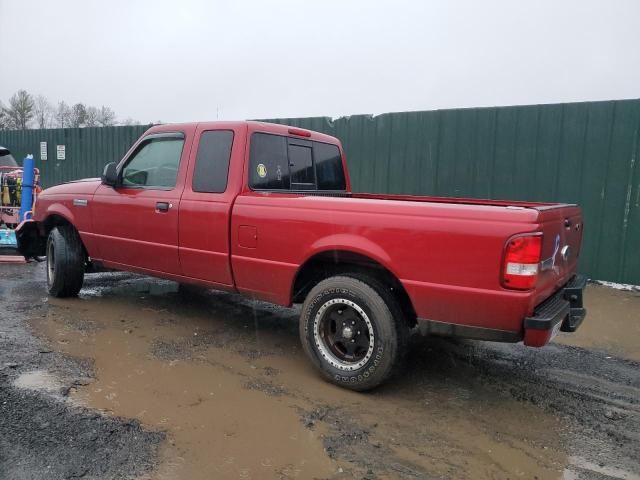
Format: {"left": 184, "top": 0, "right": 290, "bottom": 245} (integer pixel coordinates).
{"left": 1, "top": 0, "right": 639, "bottom": 124}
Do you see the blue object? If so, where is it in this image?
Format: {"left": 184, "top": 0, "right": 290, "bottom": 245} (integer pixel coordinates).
{"left": 0, "top": 229, "right": 17, "bottom": 247}
{"left": 19, "top": 154, "right": 35, "bottom": 222}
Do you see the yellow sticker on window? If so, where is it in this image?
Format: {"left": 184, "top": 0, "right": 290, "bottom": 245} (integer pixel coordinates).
{"left": 257, "top": 163, "right": 267, "bottom": 178}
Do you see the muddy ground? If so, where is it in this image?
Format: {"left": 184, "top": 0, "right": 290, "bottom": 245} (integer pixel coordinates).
{"left": 0, "top": 263, "right": 638, "bottom": 480}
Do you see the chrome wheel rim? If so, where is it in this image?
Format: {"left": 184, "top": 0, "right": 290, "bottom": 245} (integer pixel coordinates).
{"left": 313, "top": 298, "right": 375, "bottom": 371}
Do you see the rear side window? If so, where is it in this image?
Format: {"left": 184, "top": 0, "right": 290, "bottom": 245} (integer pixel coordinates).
{"left": 314, "top": 141, "right": 346, "bottom": 190}
{"left": 249, "top": 133, "right": 345, "bottom": 191}
{"left": 249, "top": 134, "right": 290, "bottom": 190}
{"left": 192, "top": 130, "right": 234, "bottom": 193}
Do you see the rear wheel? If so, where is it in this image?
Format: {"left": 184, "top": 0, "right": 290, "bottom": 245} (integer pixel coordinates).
{"left": 299, "top": 275, "right": 408, "bottom": 391}
{"left": 46, "top": 226, "right": 85, "bottom": 297}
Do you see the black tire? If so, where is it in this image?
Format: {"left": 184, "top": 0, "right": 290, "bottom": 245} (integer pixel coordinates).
{"left": 299, "top": 275, "right": 409, "bottom": 391}
{"left": 46, "top": 225, "right": 85, "bottom": 297}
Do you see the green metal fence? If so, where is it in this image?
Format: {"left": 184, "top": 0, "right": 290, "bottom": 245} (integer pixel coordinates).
{"left": 0, "top": 125, "right": 150, "bottom": 188}
{"left": 264, "top": 100, "right": 640, "bottom": 285}
{"left": 1, "top": 99, "right": 639, "bottom": 284}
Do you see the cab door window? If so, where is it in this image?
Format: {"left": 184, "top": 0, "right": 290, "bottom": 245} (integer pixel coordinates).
{"left": 121, "top": 135, "right": 185, "bottom": 189}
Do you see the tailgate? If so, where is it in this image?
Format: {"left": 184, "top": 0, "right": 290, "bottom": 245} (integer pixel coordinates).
{"left": 536, "top": 205, "right": 583, "bottom": 291}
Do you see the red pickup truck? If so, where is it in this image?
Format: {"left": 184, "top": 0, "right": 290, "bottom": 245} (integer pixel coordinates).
{"left": 17, "top": 121, "right": 587, "bottom": 390}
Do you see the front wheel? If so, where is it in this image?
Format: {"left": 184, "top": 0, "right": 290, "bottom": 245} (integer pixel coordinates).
{"left": 299, "top": 275, "right": 408, "bottom": 391}
{"left": 46, "top": 225, "right": 85, "bottom": 297}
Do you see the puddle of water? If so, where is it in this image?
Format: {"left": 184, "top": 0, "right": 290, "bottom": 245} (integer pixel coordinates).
{"left": 35, "top": 296, "right": 336, "bottom": 480}
{"left": 31, "top": 276, "right": 569, "bottom": 479}
{"left": 556, "top": 284, "right": 640, "bottom": 361}
{"left": 14, "top": 370, "right": 63, "bottom": 395}
{"left": 79, "top": 274, "right": 180, "bottom": 299}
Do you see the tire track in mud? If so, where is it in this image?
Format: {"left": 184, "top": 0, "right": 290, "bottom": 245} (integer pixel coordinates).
{"left": 3, "top": 263, "right": 639, "bottom": 480}
{"left": 423, "top": 338, "right": 640, "bottom": 479}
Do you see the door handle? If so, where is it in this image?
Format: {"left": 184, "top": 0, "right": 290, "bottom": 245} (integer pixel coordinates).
{"left": 156, "top": 202, "right": 171, "bottom": 212}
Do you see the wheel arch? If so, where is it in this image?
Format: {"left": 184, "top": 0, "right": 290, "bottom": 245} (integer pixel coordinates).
{"left": 42, "top": 212, "right": 75, "bottom": 234}
{"left": 41, "top": 214, "right": 88, "bottom": 260}
{"left": 16, "top": 212, "right": 79, "bottom": 258}
{"left": 40, "top": 202, "right": 76, "bottom": 232}
{"left": 291, "top": 248, "right": 417, "bottom": 327}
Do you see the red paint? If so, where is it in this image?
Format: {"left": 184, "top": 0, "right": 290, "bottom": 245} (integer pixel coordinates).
{"left": 523, "top": 328, "right": 554, "bottom": 347}
{"left": 28, "top": 121, "right": 584, "bottom": 347}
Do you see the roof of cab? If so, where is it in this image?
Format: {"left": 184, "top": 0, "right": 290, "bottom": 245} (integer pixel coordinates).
{"left": 145, "top": 121, "right": 340, "bottom": 146}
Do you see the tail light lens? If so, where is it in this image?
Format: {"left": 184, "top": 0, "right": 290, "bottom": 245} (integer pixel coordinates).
{"left": 502, "top": 234, "right": 542, "bottom": 290}
{"left": 288, "top": 128, "right": 311, "bottom": 137}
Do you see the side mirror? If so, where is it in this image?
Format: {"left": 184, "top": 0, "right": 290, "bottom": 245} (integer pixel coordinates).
{"left": 101, "top": 162, "right": 118, "bottom": 187}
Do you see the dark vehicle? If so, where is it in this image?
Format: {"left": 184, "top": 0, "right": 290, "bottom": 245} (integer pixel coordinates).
{"left": 0, "top": 146, "right": 18, "bottom": 167}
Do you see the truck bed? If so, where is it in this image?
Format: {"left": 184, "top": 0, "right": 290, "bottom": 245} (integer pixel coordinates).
{"left": 353, "top": 192, "right": 574, "bottom": 210}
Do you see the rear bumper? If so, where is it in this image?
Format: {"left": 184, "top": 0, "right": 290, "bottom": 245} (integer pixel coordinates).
{"left": 523, "top": 274, "right": 587, "bottom": 347}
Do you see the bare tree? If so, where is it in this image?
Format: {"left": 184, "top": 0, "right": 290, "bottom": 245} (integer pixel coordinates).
{"left": 54, "top": 101, "right": 72, "bottom": 128}
{"left": 84, "top": 106, "right": 100, "bottom": 127}
{"left": 0, "top": 101, "right": 9, "bottom": 130}
{"left": 34, "top": 95, "right": 54, "bottom": 129}
{"left": 1, "top": 93, "right": 122, "bottom": 129}
{"left": 5, "top": 90, "right": 35, "bottom": 129}
{"left": 96, "top": 106, "right": 116, "bottom": 126}
{"left": 69, "top": 103, "right": 87, "bottom": 127}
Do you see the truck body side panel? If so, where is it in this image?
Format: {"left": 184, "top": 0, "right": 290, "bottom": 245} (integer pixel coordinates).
{"left": 88, "top": 125, "right": 195, "bottom": 275}
{"left": 230, "top": 192, "right": 565, "bottom": 333}
{"left": 177, "top": 123, "right": 248, "bottom": 286}
{"left": 27, "top": 120, "right": 584, "bottom": 344}
{"left": 32, "top": 180, "right": 101, "bottom": 256}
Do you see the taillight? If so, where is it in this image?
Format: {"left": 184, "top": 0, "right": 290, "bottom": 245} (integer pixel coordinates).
{"left": 502, "top": 234, "right": 542, "bottom": 290}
